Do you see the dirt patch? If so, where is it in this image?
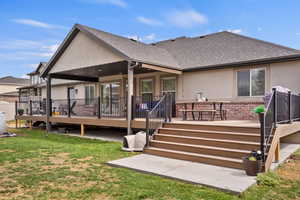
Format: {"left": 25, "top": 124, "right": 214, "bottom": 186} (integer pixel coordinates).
{"left": 0, "top": 149, "right": 15, "bottom": 153}
{"left": 277, "top": 159, "right": 300, "bottom": 181}
{"left": 49, "top": 153, "right": 70, "bottom": 165}
{"left": 77, "top": 156, "right": 93, "bottom": 162}
{"left": 93, "top": 194, "right": 111, "bottom": 200}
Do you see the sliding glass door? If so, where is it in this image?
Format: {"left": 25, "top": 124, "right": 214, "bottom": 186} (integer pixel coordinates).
{"left": 100, "top": 82, "right": 121, "bottom": 116}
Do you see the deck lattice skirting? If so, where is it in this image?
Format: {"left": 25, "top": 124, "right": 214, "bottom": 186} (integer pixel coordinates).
{"left": 176, "top": 101, "right": 263, "bottom": 121}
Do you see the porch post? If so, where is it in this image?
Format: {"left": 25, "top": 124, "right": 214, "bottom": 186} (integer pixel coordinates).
{"left": 46, "top": 75, "right": 52, "bottom": 133}
{"left": 127, "top": 62, "right": 134, "bottom": 135}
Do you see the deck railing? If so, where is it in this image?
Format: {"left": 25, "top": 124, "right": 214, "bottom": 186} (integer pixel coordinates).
{"left": 145, "top": 93, "right": 173, "bottom": 147}
{"left": 260, "top": 88, "right": 300, "bottom": 162}
{"left": 15, "top": 96, "right": 127, "bottom": 118}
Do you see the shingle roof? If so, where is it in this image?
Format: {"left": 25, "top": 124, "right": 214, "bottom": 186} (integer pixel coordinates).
{"left": 42, "top": 24, "right": 300, "bottom": 76}
{"left": 77, "top": 24, "right": 180, "bottom": 69}
{"left": 0, "top": 76, "right": 29, "bottom": 85}
{"left": 153, "top": 31, "right": 300, "bottom": 70}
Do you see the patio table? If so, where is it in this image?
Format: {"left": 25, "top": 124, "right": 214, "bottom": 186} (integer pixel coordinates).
{"left": 178, "top": 100, "right": 231, "bottom": 121}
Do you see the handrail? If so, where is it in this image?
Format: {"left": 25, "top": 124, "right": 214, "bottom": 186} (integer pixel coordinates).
{"left": 145, "top": 93, "right": 172, "bottom": 147}
{"left": 260, "top": 88, "right": 300, "bottom": 171}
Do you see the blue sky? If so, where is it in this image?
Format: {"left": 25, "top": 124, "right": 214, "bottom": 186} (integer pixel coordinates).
{"left": 0, "top": 0, "right": 300, "bottom": 78}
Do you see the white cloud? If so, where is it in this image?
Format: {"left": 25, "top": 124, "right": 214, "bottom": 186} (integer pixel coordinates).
{"left": 42, "top": 43, "right": 60, "bottom": 54}
{"left": 80, "top": 0, "right": 127, "bottom": 8}
{"left": 166, "top": 9, "right": 207, "bottom": 28}
{"left": 0, "top": 40, "right": 42, "bottom": 49}
{"left": 257, "top": 27, "right": 263, "bottom": 32}
{"left": 12, "top": 18, "right": 67, "bottom": 29}
{"left": 21, "top": 74, "right": 29, "bottom": 79}
{"left": 227, "top": 29, "right": 243, "bottom": 34}
{"left": 26, "top": 63, "right": 39, "bottom": 68}
{"left": 136, "top": 16, "right": 163, "bottom": 26}
{"left": 144, "top": 33, "right": 156, "bottom": 41}
{"left": 0, "top": 39, "right": 59, "bottom": 61}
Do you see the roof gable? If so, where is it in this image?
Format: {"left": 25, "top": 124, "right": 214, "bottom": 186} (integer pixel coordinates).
{"left": 49, "top": 30, "right": 124, "bottom": 74}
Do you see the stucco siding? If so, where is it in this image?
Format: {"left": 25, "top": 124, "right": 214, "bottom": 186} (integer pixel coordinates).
{"left": 50, "top": 31, "right": 124, "bottom": 73}
{"left": 179, "top": 69, "right": 234, "bottom": 101}
{"left": 0, "top": 84, "right": 21, "bottom": 94}
{"left": 270, "top": 60, "right": 300, "bottom": 94}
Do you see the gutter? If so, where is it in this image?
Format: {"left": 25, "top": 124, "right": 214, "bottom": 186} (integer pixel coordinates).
{"left": 183, "top": 53, "right": 300, "bottom": 72}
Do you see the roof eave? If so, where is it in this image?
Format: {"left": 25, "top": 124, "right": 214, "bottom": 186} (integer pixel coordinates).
{"left": 183, "top": 54, "right": 300, "bottom": 72}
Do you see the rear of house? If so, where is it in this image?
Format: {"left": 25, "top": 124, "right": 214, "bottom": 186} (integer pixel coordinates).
{"left": 15, "top": 23, "right": 300, "bottom": 172}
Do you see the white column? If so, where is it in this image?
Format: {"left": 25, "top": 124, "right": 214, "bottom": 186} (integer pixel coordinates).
{"left": 127, "top": 63, "right": 134, "bottom": 135}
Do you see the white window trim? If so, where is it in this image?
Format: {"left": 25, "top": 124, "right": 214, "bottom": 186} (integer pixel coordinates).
{"left": 160, "top": 76, "right": 176, "bottom": 93}
{"left": 141, "top": 78, "right": 154, "bottom": 95}
{"left": 237, "top": 67, "right": 266, "bottom": 97}
{"left": 85, "top": 85, "right": 95, "bottom": 104}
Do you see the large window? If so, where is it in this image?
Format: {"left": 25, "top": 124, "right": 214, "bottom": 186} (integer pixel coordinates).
{"left": 85, "top": 85, "right": 95, "bottom": 105}
{"left": 141, "top": 79, "right": 153, "bottom": 102}
{"left": 237, "top": 68, "right": 265, "bottom": 97}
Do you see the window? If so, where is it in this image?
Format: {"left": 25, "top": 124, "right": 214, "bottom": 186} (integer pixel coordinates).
{"left": 237, "top": 68, "right": 265, "bottom": 96}
{"left": 161, "top": 77, "right": 176, "bottom": 94}
{"left": 85, "top": 85, "right": 95, "bottom": 105}
{"left": 141, "top": 79, "right": 153, "bottom": 102}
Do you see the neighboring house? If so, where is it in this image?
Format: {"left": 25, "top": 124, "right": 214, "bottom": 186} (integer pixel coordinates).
{"left": 0, "top": 76, "right": 29, "bottom": 102}
{"left": 19, "top": 62, "right": 96, "bottom": 103}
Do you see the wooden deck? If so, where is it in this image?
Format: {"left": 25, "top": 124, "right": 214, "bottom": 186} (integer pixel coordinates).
{"left": 15, "top": 115, "right": 147, "bottom": 129}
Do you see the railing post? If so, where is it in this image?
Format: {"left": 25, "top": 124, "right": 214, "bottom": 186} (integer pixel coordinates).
{"left": 145, "top": 110, "right": 150, "bottom": 147}
{"left": 15, "top": 101, "right": 18, "bottom": 116}
{"left": 67, "top": 93, "right": 71, "bottom": 118}
{"left": 272, "top": 88, "right": 277, "bottom": 127}
{"left": 131, "top": 95, "right": 135, "bottom": 120}
{"left": 164, "top": 95, "right": 168, "bottom": 122}
{"left": 29, "top": 100, "right": 32, "bottom": 116}
{"left": 169, "top": 93, "right": 172, "bottom": 122}
{"left": 288, "top": 91, "right": 292, "bottom": 123}
{"left": 259, "top": 113, "right": 265, "bottom": 161}
{"left": 97, "top": 96, "right": 101, "bottom": 119}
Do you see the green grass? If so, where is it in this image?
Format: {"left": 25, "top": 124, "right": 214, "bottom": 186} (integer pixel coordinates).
{"left": 0, "top": 128, "right": 299, "bottom": 200}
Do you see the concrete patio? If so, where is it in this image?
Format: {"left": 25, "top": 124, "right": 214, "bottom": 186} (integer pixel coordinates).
{"left": 108, "top": 143, "right": 300, "bottom": 194}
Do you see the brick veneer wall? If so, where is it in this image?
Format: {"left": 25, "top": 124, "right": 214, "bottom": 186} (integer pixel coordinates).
{"left": 176, "top": 101, "right": 263, "bottom": 121}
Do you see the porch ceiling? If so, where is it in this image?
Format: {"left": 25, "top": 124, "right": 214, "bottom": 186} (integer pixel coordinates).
{"left": 49, "top": 61, "right": 156, "bottom": 80}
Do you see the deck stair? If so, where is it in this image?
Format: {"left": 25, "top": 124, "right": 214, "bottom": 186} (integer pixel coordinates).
{"left": 144, "top": 122, "right": 261, "bottom": 169}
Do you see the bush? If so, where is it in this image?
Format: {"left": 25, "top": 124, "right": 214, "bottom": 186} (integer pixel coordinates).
{"left": 257, "top": 172, "right": 281, "bottom": 187}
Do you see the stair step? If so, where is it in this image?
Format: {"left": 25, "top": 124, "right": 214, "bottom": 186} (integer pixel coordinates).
{"left": 150, "top": 140, "right": 250, "bottom": 159}
{"left": 153, "top": 134, "right": 260, "bottom": 151}
{"left": 163, "top": 123, "right": 260, "bottom": 134}
{"left": 144, "top": 147, "right": 244, "bottom": 169}
{"left": 158, "top": 128, "right": 260, "bottom": 142}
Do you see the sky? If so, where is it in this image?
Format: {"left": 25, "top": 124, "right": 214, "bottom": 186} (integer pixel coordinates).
{"left": 0, "top": 0, "right": 300, "bottom": 78}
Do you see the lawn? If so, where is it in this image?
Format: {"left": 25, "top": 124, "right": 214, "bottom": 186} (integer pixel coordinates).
{"left": 0, "top": 129, "right": 299, "bottom": 200}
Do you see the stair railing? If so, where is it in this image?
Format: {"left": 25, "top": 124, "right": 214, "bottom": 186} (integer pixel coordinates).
{"left": 259, "top": 88, "right": 300, "bottom": 170}
{"left": 145, "top": 93, "right": 172, "bottom": 147}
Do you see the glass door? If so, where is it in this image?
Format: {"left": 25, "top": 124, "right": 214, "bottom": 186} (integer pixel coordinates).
{"left": 100, "top": 82, "right": 121, "bottom": 116}
{"left": 161, "top": 77, "right": 176, "bottom": 116}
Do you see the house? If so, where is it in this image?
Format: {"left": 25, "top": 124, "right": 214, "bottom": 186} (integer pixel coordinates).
{"left": 19, "top": 62, "right": 94, "bottom": 102}
{"left": 0, "top": 76, "right": 29, "bottom": 102}
{"left": 16, "top": 24, "right": 300, "bottom": 171}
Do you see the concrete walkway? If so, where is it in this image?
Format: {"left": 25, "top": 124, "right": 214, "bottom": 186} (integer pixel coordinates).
{"left": 108, "top": 143, "right": 300, "bottom": 194}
